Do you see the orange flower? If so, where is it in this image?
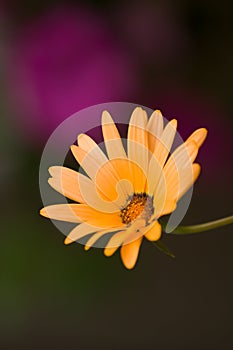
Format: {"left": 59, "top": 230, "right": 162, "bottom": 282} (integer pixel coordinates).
{"left": 40, "top": 107, "right": 207, "bottom": 269}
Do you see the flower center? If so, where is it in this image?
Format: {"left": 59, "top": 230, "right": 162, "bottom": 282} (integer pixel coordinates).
{"left": 120, "top": 193, "right": 154, "bottom": 225}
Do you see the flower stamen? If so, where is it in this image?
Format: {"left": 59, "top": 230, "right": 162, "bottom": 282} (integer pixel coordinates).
{"left": 120, "top": 193, "right": 154, "bottom": 225}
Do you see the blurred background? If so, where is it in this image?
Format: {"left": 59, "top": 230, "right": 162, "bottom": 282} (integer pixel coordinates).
{"left": 0, "top": 0, "right": 233, "bottom": 349}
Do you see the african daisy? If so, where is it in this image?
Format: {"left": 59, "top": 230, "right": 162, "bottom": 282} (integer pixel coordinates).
{"left": 40, "top": 107, "right": 207, "bottom": 269}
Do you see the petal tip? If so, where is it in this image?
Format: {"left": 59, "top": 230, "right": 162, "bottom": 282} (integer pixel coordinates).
{"left": 70, "top": 144, "right": 76, "bottom": 152}
{"left": 70, "top": 144, "right": 78, "bottom": 156}
{"left": 48, "top": 166, "right": 63, "bottom": 177}
{"left": 104, "top": 247, "right": 117, "bottom": 257}
{"left": 155, "top": 109, "right": 162, "bottom": 116}
{"left": 202, "top": 127, "right": 208, "bottom": 134}
{"left": 121, "top": 259, "right": 136, "bottom": 270}
{"left": 170, "top": 119, "right": 178, "bottom": 128}
{"left": 102, "top": 110, "right": 114, "bottom": 125}
{"left": 199, "top": 128, "right": 208, "bottom": 145}
{"left": 40, "top": 207, "right": 47, "bottom": 217}
{"left": 48, "top": 166, "right": 55, "bottom": 176}
{"left": 64, "top": 236, "right": 73, "bottom": 245}
{"left": 77, "top": 133, "right": 87, "bottom": 146}
{"left": 47, "top": 177, "right": 53, "bottom": 186}
{"left": 134, "top": 106, "right": 143, "bottom": 112}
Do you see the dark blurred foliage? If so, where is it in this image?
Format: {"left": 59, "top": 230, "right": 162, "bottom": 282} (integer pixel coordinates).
{"left": 0, "top": 1, "right": 233, "bottom": 349}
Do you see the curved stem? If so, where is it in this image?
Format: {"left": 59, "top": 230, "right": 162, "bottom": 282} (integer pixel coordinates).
{"left": 161, "top": 215, "right": 233, "bottom": 235}
{"left": 152, "top": 240, "right": 175, "bottom": 258}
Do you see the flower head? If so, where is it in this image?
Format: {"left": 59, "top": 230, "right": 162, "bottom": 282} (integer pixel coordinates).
{"left": 40, "top": 107, "right": 207, "bottom": 269}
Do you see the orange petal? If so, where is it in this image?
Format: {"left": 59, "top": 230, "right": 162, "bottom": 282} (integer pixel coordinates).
{"left": 104, "top": 247, "right": 119, "bottom": 257}
{"left": 101, "top": 110, "right": 127, "bottom": 160}
{"left": 178, "top": 163, "right": 201, "bottom": 200}
{"left": 103, "top": 230, "right": 129, "bottom": 251}
{"left": 106, "top": 158, "right": 146, "bottom": 198}
{"left": 164, "top": 140, "right": 198, "bottom": 173}
{"left": 186, "top": 128, "right": 208, "bottom": 148}
{"left": 146, "top": 109, "right": 164, "bottom": 155}
{"left": 147, "top": 152, "right": 164, "bottom": 195}
{"left": 160, "top": 200, "right": 177, "bottom": 216}
{"left": 78, "top": 133, "right": 107, "bottom": 163}
{"left": 103, "top": 219, "right": 144, "bottom": 251}
{"left": 41, "top": 203, "right": 124, "bottom": 228}
{"left": 94, "top": 160, "right": 130, "bottom": 205}
{"left": 67, "top": 204, "right": 124, "bottom": 228}
{"left": 84, "top": 227, "right": 120, "bottom": 251}
{"left": 152, "top": 168, "right": 167, "bottom": 218}
{"left": 48, "top": 166, "right": 121, "bottom": 213}
{"left": 120, "top": 236, "right": 143, "bottom": 269}
{"left": 71, "top": 145, "right": 127, "bottom": 206}
{"left": 48, "top": 166, "right": 85, "bottom": 203}
{"left": 162, "top": 141, "right": 198, "bottom": 202}
{"left": 40, "top": 204, "right": 82, "bottom": 223}
{"left": 152, "top": 119, "right": 177, "bottom": 168}
{"left": 144, "top": 221, "right": 162, "bottom": 241}
{"left": 77, "top": 133, "right": 128, "bottom": 201}
{"left": 127, "top": 107, "right": 148, "bottom": 192}
{"left": 164, "top": 162, "right": 200, "bottom": 203}
{"left": 64, "top": 223, "right": 99, "bottom": 245}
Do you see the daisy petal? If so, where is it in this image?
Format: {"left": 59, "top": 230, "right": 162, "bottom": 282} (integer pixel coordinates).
{"left": 103, "top": 219, "right": 144, "bottom": 251}
{"left": 153, "top": 168, "right": 167, "bottom": 218}
{"left": 102, "top": 110, "right": 127, "bottom": 159}
{"left": 160, "top": 200, "right": 177, "bottom": 216}
{"left": 48, "top": 166, "right": 86, "bottom": 203}
{"left": 78, "top": 133, "right": 108, "bottom": 163}
{"left": 64, "top": 223, "right": 100, "bottom": 245}
{"left": 48, "top": 166, "right": 119, "bottom": 213}
{"left": 128, "top": 157, "right": 148, "bottom": 194}
{"left": 120, "top": 236, "right": 143, "bottom": 269}
{"left": 164, "top": 140, "right": 198, "bottom": 172}
{"left": 164, "top": 162, "right": 200, "bottom": 203}
{"left": 103, "top": 221, "right": 162, "bottom": 262}
{"left": 101, "top": 112, "right": 133, "bottom": 198}
{"left": 153, "top": 175, "right": 177, "bottom": 218}
{"left": 41, "top": 203, "right": 124, "bottom": 228}
{"left": 95, "top": 158, "right": 135, "bottom": 201}
{"left": 152, "top": 119, "right": 177, "bottom": 168}
{"left": 186, "top": 128, "right": 208, "bottom": 148}
{"left": 75, "top": 134, "right": 125, "bottom": 200}
{"left": 146, "top": 109, "right": 164, "bottom": 155}
{"left": 144, "top": 221, "right": 162, "bottom": 241}
{"left": 104, "top": 246, "right": 119, "bottom": 257}
{"left": 67, "top": 204, "right": 124, "bottom": 228}
{"left": 71, "top": 145, "right": 127, "bottom": 206}
{"left": 95, "top": 161, "right": 131, "bottom": 206}
{"left": 72, "top": 136, "right": 117, "bottom": 185}
{"left": 71, "top": 144, "right": 100, "bottom": 179}
{"left": 84, "top": 227, "right": 123, "bottom": 251}
{"left": 162, "top": 141, "right": 198, "bottom": 201}
{"left": 147, "top": 153, "right": 164, "bottom": 195}
{"left": 127, "top": 107, "right": 148, "bottom": 192}
{"left": 40, "top": 204, "right": 82, "bottom": 223}
{"left": 178, "top": 163, "right": 201, "bottom": 200}
{"left": 107, "top": 158, "right": 141, "bottom": 198}
{"left": 103, "top": 230, "right": 127, "bottom": 256}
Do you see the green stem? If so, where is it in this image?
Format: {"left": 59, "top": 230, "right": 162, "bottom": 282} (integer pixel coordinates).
{"left": 152, "top": 240, "right": 175, "bottom": 258}
{"left": 161, "top": 215, "right": 233, "bottom": 235}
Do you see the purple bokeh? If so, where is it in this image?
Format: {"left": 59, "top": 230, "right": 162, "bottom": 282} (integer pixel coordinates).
{"left": 4, "top": 6, "right": 136, "bottom": 144}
